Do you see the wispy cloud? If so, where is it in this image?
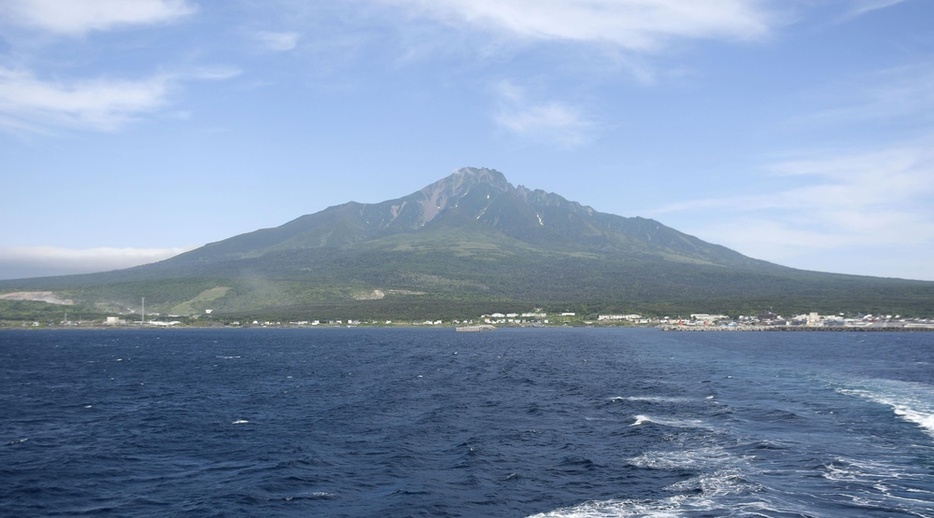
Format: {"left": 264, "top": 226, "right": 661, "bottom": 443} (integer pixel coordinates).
{"left": 0, "top": 67, "right": 171, "bottom": 132}
{"left": 2, "top": 0, "right": 196, "bottom": 36}
{"left": 845, "top": 0, "right": 910, "bottom": 18}
{"left": 253, "top": 30, "right": 301, "bottom": 52}
{"left": 798, "top": 62, "right": 934, "bottom": 126}
{"left": 651, "top": 140, "right": 934, "bottom": 275}
{"left": 375, "top": 0, "right": 776, "bottom": 52}
{"left": 493, "top": 81, "right": 594, "bottom": 148}
{"left": 0, "top": 0, "right": 234, "bottom": 134}
{"left": 0, "top": 246, "right": 193, "bottom": 280}
{"left": 0, "top": 66, "right": 239, "bottom": 133}
{"left": 357, "top": 1, "right": 782, "bottom": 139}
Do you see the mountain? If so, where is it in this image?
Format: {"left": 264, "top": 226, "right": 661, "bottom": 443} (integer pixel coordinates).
{"left": 165, "top": 167, "right": 758, "bottom": 268}
{"left": 3, "top": 167, "right": 934, "bottom": 320}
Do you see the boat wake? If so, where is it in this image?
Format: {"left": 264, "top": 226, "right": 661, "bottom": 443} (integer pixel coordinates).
{"left": 836, "top": 378, "right": 934, "bottom": 439}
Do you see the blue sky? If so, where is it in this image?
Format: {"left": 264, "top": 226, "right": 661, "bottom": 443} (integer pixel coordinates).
{"left": 1, "top": 0, "right": 933, "bottom": 280}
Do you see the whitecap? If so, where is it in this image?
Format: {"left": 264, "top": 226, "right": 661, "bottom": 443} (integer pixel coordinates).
{"left": 837, "top": 378, "right": 934, "bottom": 439}
{"left": 820, "top": 455, "right": 912, "bottom": 484}
{"left": 612, "top": 395, "right": 695, "bottom": 404}
{"left": 284, "top": 491, "right": 335, "bottom": 501}
{"left": 629, "top": 414, "right": 713, "bottom": 430}
{"left": 232, "top": 419, "right": 250, "bottom": 424}
{"left": 526, "top": 497, "right": 680, "bottom": 517}
{"left": 530, "top": 447, "right": 771, "bottom": 517}
{"left": 630, "top": 414, "right": 651, "bottom": 426}
{"left": 628, "top": 446, "right": 733, "bottom": 470}
{"left": 666, "top": 468, "right": 759, "bottom": 497}
{"left": 526, "top": 490, "right": 774, "bottom": 518}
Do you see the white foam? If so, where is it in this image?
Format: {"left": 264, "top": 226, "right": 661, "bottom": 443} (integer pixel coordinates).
{"left": 612, "top": 395, "right": 695, "bottom": 404}
{"left": 527, "top": 497, "right": 684, "bottom": 517}
{"left": 893, "top": 405, "right": 934, "bottom": 437}
{"left": 531, "top": 448, "right": 775, "bottom": 518}
{"left": 666, "top": 468, "right": 758, "bottom": 497}
{"left": 629, "top": 414, "right": 712, "bottom": 430}
{"left": 232, "top": 419, "right": 250, "bottom": 424}
{"left": 628, "top": 446, "right": 733, "bottom": 470}
{"left": 285, "top": 491, "right": 335, "bottom": 501}
{"left": 822, "top": 455, "right": 911, "bottom": 483}
{"left": 630, "top": 414, "right": 651, "bottom": 426}
{"left": 837, "top": 378, "right": 934, "bottom": 439}
{"left": 526, "top": 491, "right": 780, "bottom": 518}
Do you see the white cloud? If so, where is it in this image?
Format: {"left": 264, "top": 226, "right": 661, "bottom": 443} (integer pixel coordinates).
{"left": 0, "top": 67, "right": 171, "bottom": 132}
{"left": 3, "top": 0, "right": 196, "bottom": 36}
{"left": 493, "top": 81, "right": 594, "bottom": 148}
{"left": 253, "top": 31, "right": 301, "bottom": 52}
{"left": 0, "top": 246, "right": 193, "bottom": 280}
{"left": 846, "top": 0, "right": 910, "bottom": 18}
{"left": 651, "top": 141, "right": 934, "bottom": 278}
{"left": 798, "top": 62, "right": 934, "bottom": 126}
{"left": 375, "top": 0, "right": 775, "bottom": 52}
{"left": 187, "top": 66, "right": 243, "bottom": 81}
{"left": 0, "top": 0, "right": 235, "bottom": 134}
{"left": 0, "top": 66, "right": 240, "bottom": 133}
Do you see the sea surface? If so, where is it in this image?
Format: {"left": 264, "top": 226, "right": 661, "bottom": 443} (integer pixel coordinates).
{"left": 1, "top": 327, "right": 932, "bottom": 517}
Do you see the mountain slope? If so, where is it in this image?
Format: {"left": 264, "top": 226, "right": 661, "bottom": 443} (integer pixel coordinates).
{"left": 2, "top": 167, "right": 933, "bottom": 319}
{"left": 170, "top": 167, "right": 762, "bottom": 268}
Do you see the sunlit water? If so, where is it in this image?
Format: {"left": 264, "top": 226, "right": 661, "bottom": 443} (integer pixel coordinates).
{"left": 2, "top": 328, "right": 932, "bottom": 517}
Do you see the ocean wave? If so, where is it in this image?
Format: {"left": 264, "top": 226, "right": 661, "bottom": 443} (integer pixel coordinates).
{"left": 6, "top": 327, "right": 932, "bottom": 517}
{"left": 610, "top": 395, "right": 696, "bottom": 404}
{"left": 629, "top": 414, "right": 713, "bottom": 430}
{"left": 817, "top": 454, "right": 934, "bottom": 515}
{"left": 533, "top": 451, "right": 783, "bottom": 518}
{"left": 284, "top": 491, "right": 336, "bottom": 501}
{"left": 627, "top": 445, "right": 733, "bottom": 470}
{"left": 820, "top": 455, "right": 922, "bottom": 484}
{"left": 526, "top": 490, "right": 788, "bottom": 518}
{"left": 836, "top": 378, "right": 934, "bottom": 439}
{"left": 527, "top": 496, "right": 690, "bottom": 518}
{"left": 666, "top": 468, "right": 760, "bottom": 497}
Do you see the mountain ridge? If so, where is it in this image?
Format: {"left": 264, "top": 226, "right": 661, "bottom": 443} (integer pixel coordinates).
{"left": 173, "top": 167, "right": 763, "bottom": 269}
{"left": 2, "top": 167, "right": 933, "bottom": 320}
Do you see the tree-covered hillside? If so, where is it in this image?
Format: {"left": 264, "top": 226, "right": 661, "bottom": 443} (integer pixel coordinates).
{"left": 3, "top": 168, "right": 933, "bottom": 322}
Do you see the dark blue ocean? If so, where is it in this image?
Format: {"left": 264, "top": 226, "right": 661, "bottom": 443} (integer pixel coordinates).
{"left": 2, "top": 328, "right": 932, "bottom": 517}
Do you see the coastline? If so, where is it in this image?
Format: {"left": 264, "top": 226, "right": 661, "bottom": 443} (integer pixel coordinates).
{"left": 4, "top": 322, "right": 934, "bottom": 332}
{"left": 659, "top": 324, "right": 934, "bottom": 332}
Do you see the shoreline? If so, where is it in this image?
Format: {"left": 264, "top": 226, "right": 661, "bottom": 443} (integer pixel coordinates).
{"left": 3, "top": 322, "right": 933, "bottom": 332}
{"left": 659, "top": 324, "right": 934, "bottom": 332}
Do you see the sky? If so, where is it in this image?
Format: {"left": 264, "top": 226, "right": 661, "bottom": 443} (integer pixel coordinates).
{"left": 1, "top": 0, "right": 933, "bottom": 281}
